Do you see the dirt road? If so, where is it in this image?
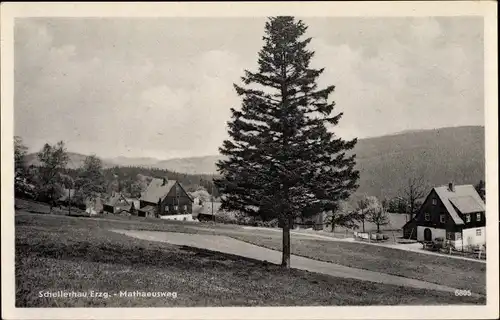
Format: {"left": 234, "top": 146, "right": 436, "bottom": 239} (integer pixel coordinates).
{"left": 112, "top": 229, "right": 481, "bottom": 296}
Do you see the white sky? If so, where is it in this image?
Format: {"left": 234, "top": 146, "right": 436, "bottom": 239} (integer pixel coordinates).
{"left": 14, "top": 17, "right": 484, "bottom": 159}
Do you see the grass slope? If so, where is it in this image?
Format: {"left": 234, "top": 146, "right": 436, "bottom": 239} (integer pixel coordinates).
{"left": 15, "top": 207, "right": 485, "bottom": 306}
{"left": 225, "top": 233, "right": 486, "bottom": 295}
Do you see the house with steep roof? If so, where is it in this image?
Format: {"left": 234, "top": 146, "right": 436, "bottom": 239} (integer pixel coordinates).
{"left": 103, "top": 192, "right": 132, "bottom": 214}
{"left": 403, "top": 182, "right": 485, "bottom": 250}
{"left": 138, "top": 178, "right": 193, "bottom": 218}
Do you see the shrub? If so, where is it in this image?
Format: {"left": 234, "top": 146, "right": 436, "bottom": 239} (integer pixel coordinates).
{"left": 215, "top": 211, "right": 239, "bottom": 225}
{"left": 262, "top": 219, "right": 279, "bottom": 228}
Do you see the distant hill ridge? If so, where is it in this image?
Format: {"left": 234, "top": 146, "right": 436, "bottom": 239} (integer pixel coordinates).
{"left": 25, "top": 126, "right": 485, "bottom": 199}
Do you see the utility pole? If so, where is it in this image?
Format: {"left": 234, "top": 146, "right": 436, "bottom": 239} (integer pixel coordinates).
{"left": 68, "top": 189, "right": 71, "bottom": 216}
{"left": 68, "top": 180, "right": 74, "bottom": 216}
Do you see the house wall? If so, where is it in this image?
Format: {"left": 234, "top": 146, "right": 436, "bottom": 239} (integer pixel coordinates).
{"left": 462, "top": 227, "right": 486, "bottom": 248}
{"left": 403, "top": 220, "right": 417, "bottom": 239}
{"left": 160, "top": 214, "right": 194, "bottom": 222}
{"left": 416, "top": 190, "right": 454, "bottom": 230}
{"left": 103, "top": 204, "right": 114, "bottom": 213}
{"left": 416, "top": 226, "right": 446, "bottom": 242}
{"left": 461, "top": 211, "right": 486, "bottom": 229}
{"left": 159, "top": 183, "right": 193, "bottom": 215}
{"left": 137, "top": 209, "right": 155, "bottom": 218}
{"left": 86, "top": 207, "right": 98, "bottom": 215}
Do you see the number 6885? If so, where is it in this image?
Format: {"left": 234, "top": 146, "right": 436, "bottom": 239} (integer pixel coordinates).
{"left": 455, "top": 289, "right": 472, "bottom": 296}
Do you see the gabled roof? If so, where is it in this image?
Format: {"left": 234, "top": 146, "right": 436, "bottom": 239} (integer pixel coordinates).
{"left": 449, "top": 196, "right": 485, "bottom": 214}
{"left": 138, "top": 205, "right": 156, "bottom": 213}
{"left": 140, "top": 178, "right": 178, "bottom": 204}
{"left": 433, "top": 184, "right": 485, "bottom": 225}
{"left": 106, "top": 193, "right": 129, "bottom": 207}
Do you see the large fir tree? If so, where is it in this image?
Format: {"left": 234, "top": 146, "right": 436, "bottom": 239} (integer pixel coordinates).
{"left": 215, "top": 16, "right": 359, "bottom": 268}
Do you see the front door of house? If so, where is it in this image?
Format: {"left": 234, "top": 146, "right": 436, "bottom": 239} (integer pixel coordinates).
{"left": 424, "top": 228, "right": 432, "bottom": 241}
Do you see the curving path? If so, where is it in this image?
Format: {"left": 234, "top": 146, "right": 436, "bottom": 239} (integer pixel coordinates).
{"left": 240, "top": 226, "right": 486, "bottom": 263}
{"left": 111, "top": 229, "right": 482, "bottom": 297}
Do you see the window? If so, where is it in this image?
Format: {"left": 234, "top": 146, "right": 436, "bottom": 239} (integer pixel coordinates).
{"left": 466, "top": 214, "right": 471, "bottom": 223}
{"left": 432, "top": 198, "right": 437, "bottom": 205}
{"left": 183, "top": 205, "right": 187, "bottom": 211}
{"left": 476, "top": 229, "right": 481, "bottom": 236}
{"left": 477, "top": 213, "right": 481, "bottom": 221}
{"left": 440, "top": 214, "right": 445, "bottom": 223}
{"left": 446, "top": 232, "right": 452, "bottom": 240}
{"left": 425, "top": 213, "right": 430, "bottom": 221}
{"left": 174, "top": 205, "right": 178, "bottom": 211}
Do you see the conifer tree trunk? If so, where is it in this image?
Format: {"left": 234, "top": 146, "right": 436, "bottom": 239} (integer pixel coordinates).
{"left": 282, "top": 216, "right": 291, "bottom": 268}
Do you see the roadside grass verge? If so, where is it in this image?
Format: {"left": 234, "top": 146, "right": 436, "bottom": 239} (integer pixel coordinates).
{"left": 226, "top": 233, "right": 486, "bottom": 296}
{"left": 15, "top": 213, "right": 485, "bottom": 306}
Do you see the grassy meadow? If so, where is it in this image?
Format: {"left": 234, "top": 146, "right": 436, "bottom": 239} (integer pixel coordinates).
{"left": 15, "top": 201, "right": 486, "bottom": 307}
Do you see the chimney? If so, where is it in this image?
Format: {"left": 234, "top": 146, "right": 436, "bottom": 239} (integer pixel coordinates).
{"left": 162, "top": 177, "right": 167, "bottom": 186}
{"left": 448, "top": 182, "right": 454, "bottom": 192}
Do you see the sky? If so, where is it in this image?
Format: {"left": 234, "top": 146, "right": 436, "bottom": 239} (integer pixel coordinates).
{"left": 14, "top": 17, "right": 484, "bottom": 159}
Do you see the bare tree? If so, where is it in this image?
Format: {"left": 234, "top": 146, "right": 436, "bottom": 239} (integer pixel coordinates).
{"left": 356, "top": 195, "right": 379, "bottom": 232}
{"left": 366, "top": 203, "right": 390, "bottom": 233}
{"left": 401, "top": 176, "right": 426, "bottom": 219}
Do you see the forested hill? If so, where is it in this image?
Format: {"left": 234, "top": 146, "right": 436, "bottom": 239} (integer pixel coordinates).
{"left": 114, "top": 126, "right": 485, "bottom": 199}
{"left": 25, "top": 126, "right": 484, "bottom": 199}
{"left": 352, "top": 125, "right": 484, "bottom": 199}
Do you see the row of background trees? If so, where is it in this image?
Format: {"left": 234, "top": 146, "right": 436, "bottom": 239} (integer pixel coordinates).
{"left": 15, "top": 137, "right": 106, "bottom": 213}
{"left": 14, "top": 136, "right": 221, "bottom": 214}
{"left": 14, "top": 135, "right": 486, "bottom": 218}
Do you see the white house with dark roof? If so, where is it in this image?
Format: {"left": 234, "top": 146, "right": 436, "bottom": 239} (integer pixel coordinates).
{"left": 403, "top": 182, "right": 485, "bottom": 250}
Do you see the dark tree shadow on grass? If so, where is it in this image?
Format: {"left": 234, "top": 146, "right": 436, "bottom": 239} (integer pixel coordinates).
{"left": 16, "top": 229, "right": 271, "bottom": 273}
